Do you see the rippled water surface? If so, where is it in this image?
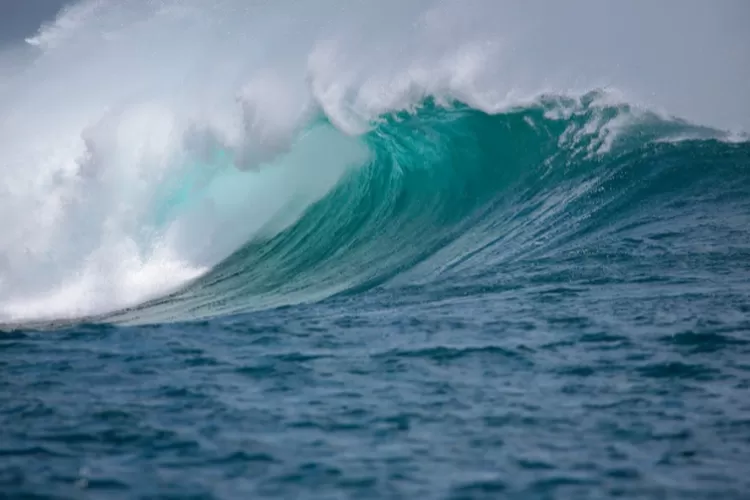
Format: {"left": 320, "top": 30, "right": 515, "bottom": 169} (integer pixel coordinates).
{"left": 4, "top": 202, "right": 750, "bottom": 498}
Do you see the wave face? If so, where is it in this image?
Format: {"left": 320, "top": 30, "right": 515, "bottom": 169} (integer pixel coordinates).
{"left": 100, "top": 93, "right": 748, "bottom": 324}
{"left": 0, "top": 0, "right": 749, "bottom": 325}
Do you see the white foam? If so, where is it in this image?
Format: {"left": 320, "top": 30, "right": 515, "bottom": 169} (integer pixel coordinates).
{"left": 0, "top": 0, "right": 746, "bottom": 322}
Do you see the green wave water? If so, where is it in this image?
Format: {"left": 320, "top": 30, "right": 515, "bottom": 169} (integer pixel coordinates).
{"left": 105, "top": 92, "right": 749, "bottom": 324}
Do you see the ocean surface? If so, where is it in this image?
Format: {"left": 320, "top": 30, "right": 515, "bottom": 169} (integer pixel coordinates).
{"left": 2, "top": 2, "right": 750, "bottom": 499}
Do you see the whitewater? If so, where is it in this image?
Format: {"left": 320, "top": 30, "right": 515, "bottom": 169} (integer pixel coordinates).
{"left": 0, "top": 0, "right": 747, "bottom": 323}
{"left": 1, "top": 1, "right": 750, "bottom": 498}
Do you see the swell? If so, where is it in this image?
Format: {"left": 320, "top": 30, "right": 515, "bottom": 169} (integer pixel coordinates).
{"left": 96, "top": 91, "right": 750, "bottom": 325}
{"left": 2, "top": 1, "right": 748, "bottom": 328}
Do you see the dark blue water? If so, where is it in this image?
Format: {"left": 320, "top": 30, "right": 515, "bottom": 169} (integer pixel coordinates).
{"left": 2, "top": 96, "right": 750, "bottom": 499}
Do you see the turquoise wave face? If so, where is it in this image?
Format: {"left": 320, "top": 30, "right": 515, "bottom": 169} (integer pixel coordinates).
{"left": 149, "top": 148, "right": 232, "bottom": 230}
{"left": 108, "top": 92, "right": 750, "bottom": 324}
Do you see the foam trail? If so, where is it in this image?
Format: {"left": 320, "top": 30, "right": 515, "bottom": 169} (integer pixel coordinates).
{"left": 0, "top": 0, "right": 747, "bottom": 322}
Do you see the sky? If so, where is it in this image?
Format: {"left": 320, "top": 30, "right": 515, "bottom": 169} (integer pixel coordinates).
{"left": 0, "top": 1, "right": 69, "bottom": 44}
